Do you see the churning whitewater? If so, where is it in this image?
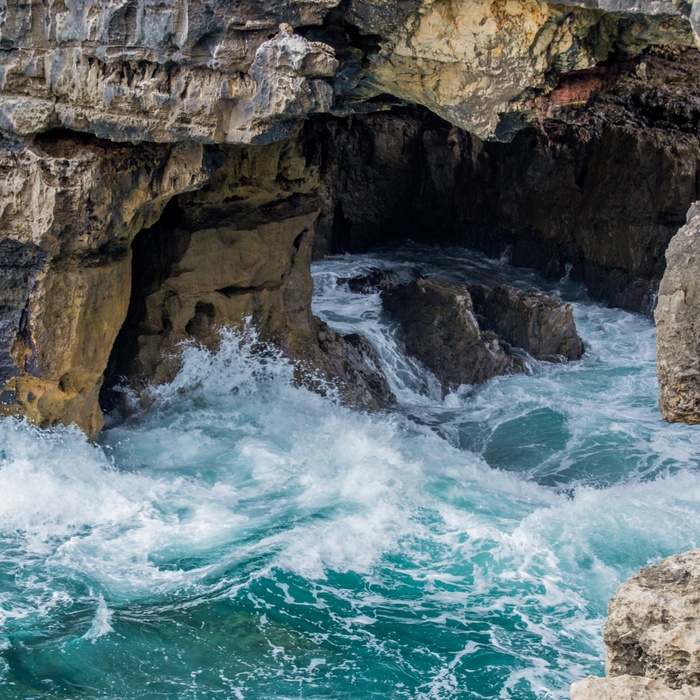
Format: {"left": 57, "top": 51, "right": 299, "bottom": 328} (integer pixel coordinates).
{"left": 0, "top": 247, "right": 699, "bottom": 699}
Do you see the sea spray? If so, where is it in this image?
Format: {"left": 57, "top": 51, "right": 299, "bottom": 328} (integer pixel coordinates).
{"left": 0, "top": 246, "right": 697, "bottom": 698}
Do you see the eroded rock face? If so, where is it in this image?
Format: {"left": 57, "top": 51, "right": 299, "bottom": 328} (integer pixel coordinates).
{"left": 655, "top": 203, "right": 700, "bottom": 424}
{"left": 0, "top": 4, "right": 339, "bottom": 144}
{"left": 342, "top": 0, "right": 698, "bottom": 139}
{"left": 469, "top": 284, "right": 584, "bottom": 362}
{"left": 571, "top": 549, "right": 700, "bottom": 698}
{"left": 104, "top": 131, "right": 395, "bottom": 415}
{"left": 382, "top": 279, "right": 523, "bottom": 393}
{"left": 0, "top": 132, "right": 211, "bottom": 435}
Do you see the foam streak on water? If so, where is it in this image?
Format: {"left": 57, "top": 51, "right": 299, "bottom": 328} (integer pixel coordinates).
{"left": 0, "top": 246, "right": 698, "bottom": 699}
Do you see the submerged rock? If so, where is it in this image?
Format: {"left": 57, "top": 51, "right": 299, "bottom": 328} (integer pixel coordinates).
{"left": 469, "top": 284, "right": 584, "bottom": 362}
{"left": 338, "top": 268, "right": 397, "bottom": 294}
{"left": 382, "top": 279, "right": 523, "bottom": 393}
{"left": 655, "top": 203, "right": 700, "bottom": 424}
{"left": 571, "top": 549, "right": 700, "bottom": 698}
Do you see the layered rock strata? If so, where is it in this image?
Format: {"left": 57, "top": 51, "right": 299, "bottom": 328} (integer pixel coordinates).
{"left": 655, "top": 203, "right": 700, "bottom": 424}
{"left": 572, "top": 549, "right": 700, "bottom": 699}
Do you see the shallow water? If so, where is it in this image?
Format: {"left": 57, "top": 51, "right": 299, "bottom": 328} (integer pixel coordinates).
{"left": 0, "top": 246, "right": 699, "bottom": 699}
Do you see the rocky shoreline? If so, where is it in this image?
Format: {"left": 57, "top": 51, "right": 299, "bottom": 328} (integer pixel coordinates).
{"left": 573, "top": 549, "right": 700, "bottom": 699}
{"left": 0, "top": 1, "right": 699, "bottom": 696}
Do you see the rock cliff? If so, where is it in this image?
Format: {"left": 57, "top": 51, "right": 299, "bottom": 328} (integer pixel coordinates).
{"left": 572, "top": 549, "right": 700, "bottom": 699}
{"left": 0, "top": 0, "right": 698, "bottom": 432}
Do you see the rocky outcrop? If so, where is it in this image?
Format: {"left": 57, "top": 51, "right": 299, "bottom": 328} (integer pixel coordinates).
{"left": 572, "top": 549, "right": 700, "bottom": 699}
{"left": 102, "top": 130, "right": 394, "bottom": 419}
{"left": 469, "top": 284, "right": 584, "bottom": 362}
{"left": 382, "top": 279, "right": 523, "bottom": 393}
{"left": 655, "top": 203, "right": 700, "bottom": 425}
{"left": 0, "top": 0, "right": 697, "bottom": 433}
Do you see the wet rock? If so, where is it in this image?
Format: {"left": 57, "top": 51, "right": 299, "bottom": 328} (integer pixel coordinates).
{"left": 315, "top": 325, "right": 396, "bottom": 410}
{"left": 468, "top": 284, "right": 584, "bottom": 362}
{"left": 572, "top": 549, "right": 700, "bottom": 698}
{"left": 382, "top": 279, "right": 523, "bottom": 393}
{"left": 655, "top": 203, "right": 700, "bottom": 424}
{"left": 338, "top": 268, "right": 396, "bottom": 294}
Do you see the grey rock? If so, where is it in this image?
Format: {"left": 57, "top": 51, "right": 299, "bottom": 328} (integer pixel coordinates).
{"left": 656, "top": 203, "right": 700, "bottom": 424}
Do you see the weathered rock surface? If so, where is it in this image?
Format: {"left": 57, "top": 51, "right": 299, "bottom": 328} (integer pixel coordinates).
{"left": 382, "top": 279, "right": 523, "bottom": 393}
{"left": 604, "top": 549, "right": 700, "bottom": 688}
{"left": 335, "top": 0, "right": 699, "bottom": 139}
{"left": 469, "top": 284, "right": 584, "bottom": 362}
{"left": 572, "top": 549, "right": 700, "bottom": 699}
{"left": 655, "top": 203, "right": 700, "bottom": 424}
{"left": 0, "top": 0, "right": 696, "bottom": 146}
{"left": 0, "top": 131, "right": 211, "bottom": 434}
{"left": 0, "top": 1, "right": 698, "bottom": 433}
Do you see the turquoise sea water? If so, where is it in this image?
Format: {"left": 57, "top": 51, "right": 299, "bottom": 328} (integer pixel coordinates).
{"left": 0, "top": 246, "right": 699, "bottom": 699}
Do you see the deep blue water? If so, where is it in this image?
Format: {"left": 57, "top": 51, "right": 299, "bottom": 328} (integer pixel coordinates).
{"left": 0, "top": 246, "right": 698, "bottom": 699}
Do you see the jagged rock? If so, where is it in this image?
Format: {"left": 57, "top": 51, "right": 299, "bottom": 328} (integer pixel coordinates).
{"left": 382, "top": 279, "right": 523, "bottom": 393}
{"left": 655, "top": 203, "right": 700, "bottom": 424}
{"left": 604, "top": 549, "right": 700, "bottom": 689}
{"left": 338, "top": 268, "right": 396, "bottom": 294}
{"left": 0, "top": 4, "right": 338, "bottom": 144}
{"left": 572, "top": 675, "right": 700, "bottom": 699}
{"left": 468, "top": 284, "right": 584, "bottom": 362}
{"left": 343, "top": 0, "right": 699, "bottom": 140}
{"left": 572, "top": 549, "right": 700, "bottom": 699}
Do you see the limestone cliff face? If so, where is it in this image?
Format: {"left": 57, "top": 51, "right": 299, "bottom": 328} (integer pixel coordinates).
{"left": 0, "top": 132, "right": 211, "bottom": 434}
{"left": 572, "top": 549, "right": 700, "bottom": 699}
{"left": 0, "top": 0, "right": 696, "bottom": 145}
{"left": 655, "top": 203, "right": 700, "bottom": 424}
{"left": 0, "top": 0, "right": 697, "bottom": 433}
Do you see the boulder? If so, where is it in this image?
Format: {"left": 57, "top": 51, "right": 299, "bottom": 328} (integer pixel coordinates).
{"left": 338, "top": 268, "right": 397, "bottom": 294}
{"left": 604, "top": 549, "right": 700, "bottom": 688}
{"left": 469, "top": 284, "right": 584, "bottom": 362}
{"left": 382, "top": 279, "right": 523, "bottom": 393}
